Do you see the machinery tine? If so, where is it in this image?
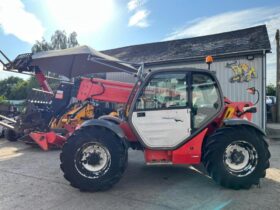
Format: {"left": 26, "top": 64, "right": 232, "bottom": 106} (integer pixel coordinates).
{"left": 0, "top": 121, "right": 15, "bottom": 130}
{"left": 0, "top": 115, "right": 16, "bottom": 123}
{"left": 0, "top": 50, "right": 12, "bottom": 64}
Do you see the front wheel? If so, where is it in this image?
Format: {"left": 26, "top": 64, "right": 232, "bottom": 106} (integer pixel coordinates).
{"left": 60, "top": 126, "right": 128, "bottom": 191}
{"left": 203, "top": 126, "right": 270, "bottom": 189}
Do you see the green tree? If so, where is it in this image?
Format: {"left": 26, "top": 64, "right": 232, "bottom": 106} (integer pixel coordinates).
{"left": 0, "top": 95, "right": 9, "bottom": 105}
{"left": 9, "top": 80, "right": 29, "bottom": 100}
{"left": 32, "top": 38, "right": 52, "bottom": 53}
{"left": 0, "top": 76, "right": 41, "bottom": 100}
{"left": 266, "top": 84, "right": 276, "bottom": 96}
{"left": 0, "top": 77, "right": 24, "bottom": 99}
{"left": 32, "top": 30, "right": 79, "bottom": 53}
{"left": 51, "top": 30, "right": 68, "bottom": 50}
{"left": 26, "top": 76, "right": 39, "bottom": 90}
{"left": 67, "top": 32, "right": 79, "bottom": 48}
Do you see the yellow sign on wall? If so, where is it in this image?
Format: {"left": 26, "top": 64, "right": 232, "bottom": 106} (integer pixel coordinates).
{"left": 226, "top": 61, "right": 257, "bottom": 83}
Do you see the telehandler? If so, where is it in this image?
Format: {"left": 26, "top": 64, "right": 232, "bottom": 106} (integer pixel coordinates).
{"left": 59, "top": 54, "right": 270, "bottom": 190}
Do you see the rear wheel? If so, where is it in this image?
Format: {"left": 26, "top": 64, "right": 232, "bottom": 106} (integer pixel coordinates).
{"left": 60, "top": 126, "right": 128, "bottom": 191}
{"left": 4, "top": 129, "right": 18, "bottom": 142}
{"left": 203, "top": 126, "right": 270, "bottom": 189}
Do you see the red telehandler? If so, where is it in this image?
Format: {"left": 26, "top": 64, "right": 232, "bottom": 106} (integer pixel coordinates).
{"left": 59, "top": 52, "right": 269, "bottom": 191}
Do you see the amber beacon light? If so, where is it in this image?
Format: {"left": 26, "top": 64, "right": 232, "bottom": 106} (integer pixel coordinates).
{"left": 205, "top": 55, "right": 213, "bottom": 70}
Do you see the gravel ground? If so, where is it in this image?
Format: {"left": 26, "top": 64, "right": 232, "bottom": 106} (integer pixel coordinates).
{"left": 0, "top": 138, "right": 279, "bottom": 210}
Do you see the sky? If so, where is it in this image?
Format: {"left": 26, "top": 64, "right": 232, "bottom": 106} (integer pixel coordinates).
{"left": 0, "top": 0, "right": 279, "bottom": 84}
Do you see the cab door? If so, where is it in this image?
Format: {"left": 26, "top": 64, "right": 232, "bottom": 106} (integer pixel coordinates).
{"left": 130, "top": 72, "right": 191, "bottom": 149}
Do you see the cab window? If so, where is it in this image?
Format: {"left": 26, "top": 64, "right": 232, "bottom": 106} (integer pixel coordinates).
{"left": 192, "top": 73, "right": 222, "bottom": 129}
{"left": 136, "top": 73, "right": 188, "bottom": 111}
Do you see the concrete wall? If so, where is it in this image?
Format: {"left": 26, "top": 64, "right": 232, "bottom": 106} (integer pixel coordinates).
{"left": 106, "top": 54, "right": 266, "bottom": 128}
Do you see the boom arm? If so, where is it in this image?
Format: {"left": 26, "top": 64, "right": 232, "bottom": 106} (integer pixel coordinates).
{"left": 76, "top": 78, "right": 134, "bottom": 104}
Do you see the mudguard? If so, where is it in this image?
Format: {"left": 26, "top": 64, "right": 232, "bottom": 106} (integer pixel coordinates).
{"left": 223, "top": 119, "right": 266, "bottom": 135}
{"left": 80, "top": 119, "right": 125, "bottom": 139}
{"left": 98, "top": 115, "right": 123, "bottom": 124}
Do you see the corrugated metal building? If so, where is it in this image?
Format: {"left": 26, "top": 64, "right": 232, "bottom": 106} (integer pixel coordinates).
{"left": 102, "top": 25, "right": 271, "bottom": 129}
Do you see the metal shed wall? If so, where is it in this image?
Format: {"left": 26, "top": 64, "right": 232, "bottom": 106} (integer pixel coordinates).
{"left": 106, "top": 72, "right": 136, "bottom": 83}
{"left": 106, "top": 54, "right": 266, "bottom": 128}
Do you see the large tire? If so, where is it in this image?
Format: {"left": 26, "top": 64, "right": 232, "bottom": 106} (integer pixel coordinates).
{"left": 203, "top": 126, "right": 270, "bottom": 189}
{"left": 60, "top": 126, "right": 128, "bottom": 191}
{"left": 0, "top": 126, "right": 4, "bottom": 138}
{"left": 4, "top": 129, "right": 18, "bottom": 142}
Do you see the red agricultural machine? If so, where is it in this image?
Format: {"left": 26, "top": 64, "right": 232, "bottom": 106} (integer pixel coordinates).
{"left": 0, "top": 47, "right": 135, "bottom": 150}
{"left": 1, "top": 46, "right": 270, "bottom": 190}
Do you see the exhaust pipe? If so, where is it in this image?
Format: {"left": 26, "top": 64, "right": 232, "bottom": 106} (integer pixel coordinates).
{"left": 0, "top": 114, "right": 16, "bottom": 123}
{"left": 0, "top": 121, "right": 15, "bottom": 130}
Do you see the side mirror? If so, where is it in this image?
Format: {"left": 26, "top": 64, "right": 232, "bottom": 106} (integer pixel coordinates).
{"left": 247, "top": 87, "right": 256, "bottom": 95}
{"left": 246, "top": 87, "right": 259, "bottom": 105}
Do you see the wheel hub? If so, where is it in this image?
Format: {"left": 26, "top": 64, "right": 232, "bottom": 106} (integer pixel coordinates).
{"left": 223, "top": 140, "right": 258, "bottom": 177}
{"left": 230, "top": 149, "right": 245, "bottom": 165}
{"left": 75, "top": 142, "right": 111, "bottom": 178}
{"left": 84, "top": 152, "right": 102, "bottom": 166}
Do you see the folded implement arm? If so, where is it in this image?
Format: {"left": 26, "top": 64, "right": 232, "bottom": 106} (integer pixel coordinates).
{"left": 0, "top": 51, "right": 53, "bottom": 93}
{"left": 0, "top": 47, "right": 137, "bottom": 150}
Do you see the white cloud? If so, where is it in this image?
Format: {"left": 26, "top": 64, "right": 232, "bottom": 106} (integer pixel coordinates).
{"left": 127, "top": 0, "right": 150, "bottom": 28}
{"left": 128, "top": 0, "right": 139, "bottom": 11}
{"left": 128, "top": 10, "right": 150, "bottom": 28}
{"left": 0, "top": 0, "right": 44, "bottom": 44}
{"left": 44, "top": 0, "right": 115, "bottom": 36}
{"left": 164, "top": 7, "right": 280, "bottom": 40}
{"left": 163, "top": 7, "right": 280, "bottom": 85}
{"left": 127, "top": 0, "right": 146, "bottom": 11}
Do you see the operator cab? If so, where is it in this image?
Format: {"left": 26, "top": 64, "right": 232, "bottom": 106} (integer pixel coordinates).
{"left": 129, "top": 68, "right": 223, "bottom": 149}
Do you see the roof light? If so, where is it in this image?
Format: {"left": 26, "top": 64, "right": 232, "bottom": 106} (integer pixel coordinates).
{"left": 205, "top": 55, "right": 213, "bottom": 64}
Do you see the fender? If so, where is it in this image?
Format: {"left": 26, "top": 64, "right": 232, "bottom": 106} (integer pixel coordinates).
{"left": 223, "top": 119, "right": 266, "bottom": 135}
{"left": 81, "top": 119, "right": 125, "bottom": 139}
{"left": 98, "top": 115, "right": 122, "bottom": 124}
